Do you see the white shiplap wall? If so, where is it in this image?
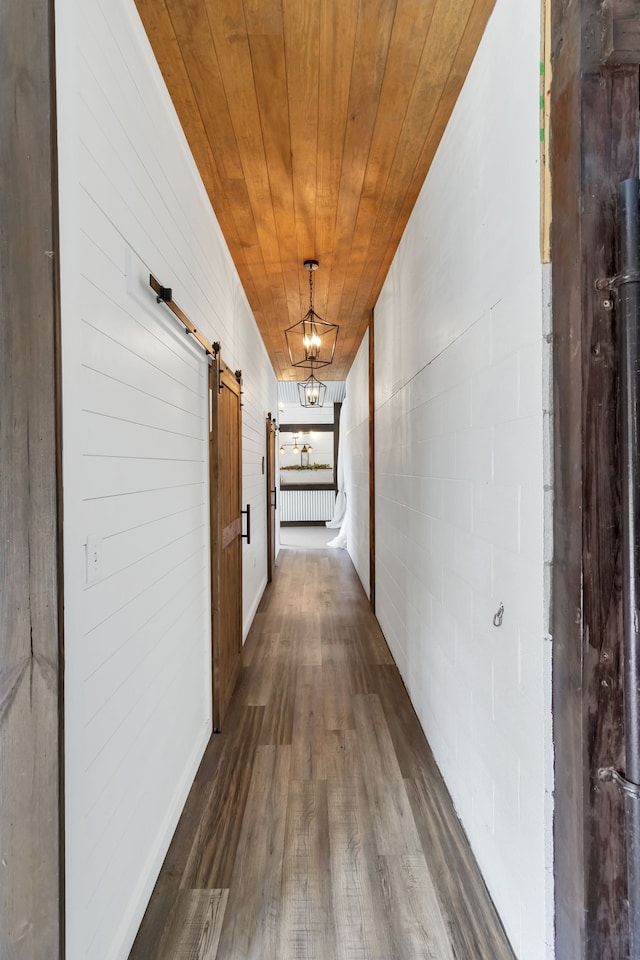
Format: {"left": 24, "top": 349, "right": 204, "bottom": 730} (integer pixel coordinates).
{"left": 374, "top": 1, "right": 553, "bottom": 958}
{"left": 342, "top": 331, "right": 370, "bottom": 596}
{"left": 278, "top": 401, "right": 335, "bottom": 425}
{"left": 56, "top": 1, "right": 277, "bottom": 958}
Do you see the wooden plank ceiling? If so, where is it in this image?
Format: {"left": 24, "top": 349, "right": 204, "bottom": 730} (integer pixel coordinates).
{"left": 135, "top": 0, "right": 495, "bottom": 380}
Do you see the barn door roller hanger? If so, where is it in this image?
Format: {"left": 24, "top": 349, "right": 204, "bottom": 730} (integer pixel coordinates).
{"left": 150, "top": 273, "right": 220, "bottom": 360}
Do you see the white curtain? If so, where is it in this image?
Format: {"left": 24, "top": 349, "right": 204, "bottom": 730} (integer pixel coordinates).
{"left": 327, "top": 414, "right": 347, "bottom": 547}
{"left": 327, "top": 512, "right": 347, "bottom": 548}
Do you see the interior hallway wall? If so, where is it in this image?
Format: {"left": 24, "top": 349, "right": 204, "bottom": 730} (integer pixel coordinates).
{"left": 237, "top": 285, "right": 281, "bottom": 637}
{"left": 342, "top": 330, "right": 371, "bottom": 597}
{"left": 55, "top": 1, "right": 277, "bottom": 957}
{"left": 373, "top": 1, "right": 553, "bottom": 957}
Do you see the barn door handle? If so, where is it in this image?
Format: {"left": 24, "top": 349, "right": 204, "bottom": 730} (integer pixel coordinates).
{"left": 272, "top": 487, "right": 277, "bottom": 510}
{"left": 241, "top": 504, "right": 251, "bottom": 544}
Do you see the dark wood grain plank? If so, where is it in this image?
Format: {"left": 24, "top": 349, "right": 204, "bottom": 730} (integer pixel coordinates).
{"left": 551, "top": 0, "right": 640, "bottom": 952}
{"left": 344, "top": 626, "right": 382, "bottom": 694}
{"left": 353, "top": 694, "right": 422, "bottom": 857}
{"left": 258, "top": 661, "right": 296, "bottom": 746}
{"left": 278, "top": 780, "right": 335, "bottom": 960}
{"left": 216, "top": 745, "right": 291, "bottom": 960}
{"left": 322, "top": 643, "right": 354, "bottom": 731}
{"left": 291, "top": 666, "right": 325, "bottom": 780}
{"left": 327, "top": 775, "right": 394, "bottom": 960}
{"left": 377, "top": 855, "right": 455, "bottom": 960}
{"left": 353, "top": 693, "right": 403, "bottom": 781}
{"left": 272, "top": 614, "right": 322, "bottom": 667}
{"left": 376, "top": 664, "right": 431, "bottom": 780}
{"left": 0, "top": 1, "right": 62, "bottom": 957}
{"left": 581, "top": 69, "right": 636, "bottom": 954}
{"left": 603, "top": 0, "right": 640, "bottom": 63}
{"left": 322, "top": 728, "right": 361, "bottom": 780}
{"left": 236, "top": 645, "right": 278, "bottom": 706}
{"left": 158, "top": 890, "right": 227, "bottom": 960}
{"left": 180, "top": 706, "right": 265, "bottom": 889}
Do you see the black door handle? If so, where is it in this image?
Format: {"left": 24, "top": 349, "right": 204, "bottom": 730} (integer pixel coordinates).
{"left": 272, "top": 487, "right": 277, "bottom": 510}
{"left": 241, "top": 503, "right": 251, "bottom": 544}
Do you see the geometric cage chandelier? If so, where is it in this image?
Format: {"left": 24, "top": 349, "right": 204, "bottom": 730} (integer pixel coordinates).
{"left": 285, "top": 260, "right": 339, "bottom": 370}
{"left": 297, "top": 368, "right": 327, "bottom": 408}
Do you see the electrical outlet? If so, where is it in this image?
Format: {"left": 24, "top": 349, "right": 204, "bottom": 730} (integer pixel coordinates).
{"left": 86, "top": 535, "right": 103, "bottom": 583}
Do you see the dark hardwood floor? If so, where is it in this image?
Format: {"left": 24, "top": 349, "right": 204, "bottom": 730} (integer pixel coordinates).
{"left": 129, "top": 545, "right": 516, "bottom": 960}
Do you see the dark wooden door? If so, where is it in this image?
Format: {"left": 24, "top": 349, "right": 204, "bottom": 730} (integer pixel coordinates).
{"left": 266, "top": 413, "right": 277, "bottom": 582}
{"left": 209, "top": 355, "right": 243, "bottom": 731}
{"left": 550, "top": 4, "right": 640, "bottom": 957}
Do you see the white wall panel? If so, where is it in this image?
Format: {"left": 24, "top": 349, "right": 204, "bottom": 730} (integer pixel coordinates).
{"left": 373, "top": 1, "right": 553, "bottom": 957}
{"left": 342, "top": 331, "right": 370, "bottom": 596}
{"left": 56, "top": 1, "right": 276, "bottom": 957}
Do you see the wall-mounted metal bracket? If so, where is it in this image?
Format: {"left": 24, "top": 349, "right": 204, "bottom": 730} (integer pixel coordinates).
{"left": 598, "top": 767, "right": 640, "bottom": 801}
{"left": 595, "top": 269, "right": 640, "bottom": 291}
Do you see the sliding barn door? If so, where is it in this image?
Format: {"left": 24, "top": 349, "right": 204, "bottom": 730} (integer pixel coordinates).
{"left": 209, "top": 355, "right": 243, "bottom": 731}
{"left": 266, "top": 413, "right": 277, "bottom": 582}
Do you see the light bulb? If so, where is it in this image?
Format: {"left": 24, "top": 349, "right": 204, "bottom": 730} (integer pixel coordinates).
{"left": 303, "top": 329, "right": 321, "bottom": 359}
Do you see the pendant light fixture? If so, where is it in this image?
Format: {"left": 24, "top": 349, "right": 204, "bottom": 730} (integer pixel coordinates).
{"left": 297, "top": 366, "right": 327, "bottom": 408}
{"left": 285, "top": 260, "right": 338, "bottom": 370}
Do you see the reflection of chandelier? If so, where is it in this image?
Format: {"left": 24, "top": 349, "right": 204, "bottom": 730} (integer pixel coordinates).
{"left": 285, "top": 260, "right": 339, "bottom": 370}
{"left": 297, "top": 367, "right": 327, "bottom": 408}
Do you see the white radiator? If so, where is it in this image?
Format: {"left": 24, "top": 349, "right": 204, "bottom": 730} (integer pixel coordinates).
{"left": 280, "top": 488, "right": 336, "bottom": 522}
